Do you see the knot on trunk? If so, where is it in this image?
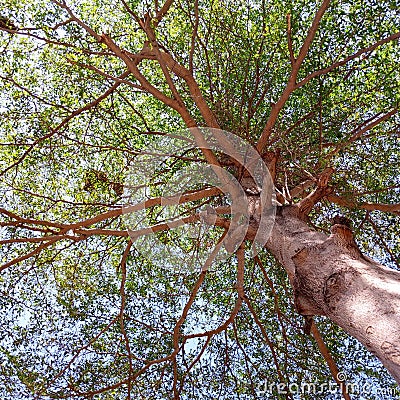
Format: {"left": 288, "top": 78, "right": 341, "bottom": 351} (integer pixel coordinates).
{"left": 322, "top": 267, "right": 360, "bottom": 312}
{"left": 323, "top": 271, "right": 346, "bottom": 303}
{"left": 330, "top": 218, "right": 362, "bottom": 259}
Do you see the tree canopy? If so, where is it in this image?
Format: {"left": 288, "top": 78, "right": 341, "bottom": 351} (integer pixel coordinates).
{"left": 0, "top": 0, "right": 399, "bottom": 398}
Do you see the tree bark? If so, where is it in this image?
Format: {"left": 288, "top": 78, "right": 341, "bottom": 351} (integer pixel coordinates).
{"left": 262, "top": 205, "right": 400, "bottom": 383}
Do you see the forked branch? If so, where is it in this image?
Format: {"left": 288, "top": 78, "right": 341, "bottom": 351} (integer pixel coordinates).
{"left": 256, "top": 0, "right": 331, "bottom": 152}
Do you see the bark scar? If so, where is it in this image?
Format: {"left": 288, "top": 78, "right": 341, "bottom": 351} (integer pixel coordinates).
{"left": 323, "top": 271, "right": 345, "bottom": 302}
{"left": 330, "top": 223, "right": 363, "bottom": 260}
{"left": 293, "top": 246, "right": 325, "bottom": 316}
{"left": 381, "top": 341, "right": 400, "bottom": 363}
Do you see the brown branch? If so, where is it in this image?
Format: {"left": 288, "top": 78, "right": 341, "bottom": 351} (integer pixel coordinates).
{"left": 67, "top": 186, "right": 222, "bottom": 231}
{"left": 57, "top": 3, "right": 222, "bottom": 174}
{"left": 100, "top": 38, "right": 226, "bottom": 182}
{"left": 247, "top": 41, "right": 280, "bottom": 122}
{"left": 73, "top": 338, "right": 183, "bottom": 397}
{"left": 66, "top": 59, "right": 141, "bottom": 89}
{"left": 189, "top": 0, "right": 199, "bottom": 74}
{"left": 0, "top": 187, "right": 224, "bottom": 271}
{"left": 0, "top": 75, "right": 70, "bottom": 111}
{"left": 0, "top": 234, "right": 71, "bottom": 244}
{"left": 172, "top": 272, "right": 208, "bottom": 383}
{"left": 139, "top": 44, "right": 220, "bottom": 128}
{"left": 366, "top": 215, "right": 400, "bottom": 268}
{"left": 232, "top": 321, "right": 258, "bottom": 394}
{"left": 256, "top": 0, "right": 331, "bottom": 152}
{"left": 184, "top": 246, "right": 246, "bottom": 340}
{"left": 0, "top": 25, "right": 112, "bottom": 55}
{"left": 183, "top": 295, "right": 242, "bottom": 340}
{"left": 119, "top": 241, "right": 134, "bottom": 398}
{"left": 38, "top": 228, "right": 128, "bottom": 238}
{"left": 51, "top": 17, "right": 74, "bottom": 30}
{"left": 254, "top": 256, "right": 291, "bottom": 337}
{"left": 271, "top": 110, "right": 316, "bottom": 145}
{"left": 172, "top": 247, "right": 250, "bottom": 392}
{"left": 297, "top": 31, "right": 400, "bottom": 89}
{"left": 1, "top": 187, "right": 220, "bottom": 234}
{"left": 120, "top": 0, "right": 141, "bottom": 25}
{"left": 128, "top": 16, "right": 219, "bottom": 129}
{"left": 325, "top": 109, "right": 397, "bottom": 160}
{"left": 0, "top": 237, "right": 61, "bottom": 272}
{"left": 244, "top": 297, "right": 287, "bottom": 385}
{"left": 236, "top": 244, "right": 245, "bottom": 299}
{"left": 0, "top": 208, "right": 64, "bottom": 229}
{"left": 1, "top": 70, "right": 131, "bottom": 176}
{"left": 73, "top": 337, "right": 186, "bottom": 397}
{"left": 127, "top": 214, "right": 200, "bottom": 239}
{"left": 349, "top": 184, "right": 400, "bottom": 198}
{"left": 155, "top": 0, "right": 175, "bottom": 25}
{"left": 290, "top": 179, "right": 316, "bottom": 199}
{"left": 296, "top": 0, "right": 331, "bottom": 71}
{"left": 54, "top": 4, "right": 182, "bottom": 126}
{"left": 157, "top": 54, "right": 184, "bottom": 107}
{"left": 286, "top": 14, "right": 295, "bottom": 66}
{"left": 327, "top": 194, "right": 400, "bottom": 215}
{"left": 172, "top": 356, "right": 179, "bottom": 399}
{"left": 298, "top": 167, "right": 334, "bottom": 216}
{"left": 310, "top": 323, "right": 351, "bottom": 400}
{"left": 100, "top": 34, "right": 185, "bottom": 117}
{"left": 178, "top": 335, "right": 211, "bottom": 393}
{"left": 52, "top": 0, "right": 102, "bottom": 41}
{"left": 36, "top": 315, "right": 120, "bottom": 397}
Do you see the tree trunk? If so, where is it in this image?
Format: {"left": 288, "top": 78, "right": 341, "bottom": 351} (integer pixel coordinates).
{"left": 261, "top": 205, "right": 400, "bottom": 383}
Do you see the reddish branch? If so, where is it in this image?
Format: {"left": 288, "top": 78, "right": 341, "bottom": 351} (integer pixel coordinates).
{"left": 1, "top": 70, "right": 131, "bottom": 176}
{"left": 172, "top": 271, "right": 207, "bottom": 397}
{"left": 0, "top": 237, "right": 61, "bottom": 272}
{"left": 325, "top": 109, "right": 398, "bottom": 160}
{"left": 98, "top": 35, "right": 225, "bottom": 173}
{"left": 310, "top": 323, "right": 351, "bottom": 400}
{"left": 286, "top": 14, "right": 295, "bottom": 67}
{"left": 297, "top": 31, "right": 400, "bottom": 89}
{"left": 298, "top": 167, "right": 334, "bottom": 216}
{"left": 256, "top": 0, "right": 331, "bottom": 152}
{"left": 36, "top": 315, "right": 120, "bottom": 397}
{"left": 244, "top": 296, "right": 287, "bottom": 385}
{"left": 254, "top": 256, "right": 291, "bottom": 340}
{"left": 0, "top": 187, "right": 223, "bottom": 271}
{"left": 327, "top": 194, "right": 400, "bottom": 215}
{"left": 184, "top": 246, "right": 246, "bottom": 340}
{"left": 155, "top": 0, "right": 175, "bottom": 25}
{"left": 119, "top": 241, "right": 134, "bottom": 399}
{"left": 2, "top": 1, "right": 399, "bottom": 396}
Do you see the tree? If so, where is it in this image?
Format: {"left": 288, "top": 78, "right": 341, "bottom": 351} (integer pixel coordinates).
{"left": 0, "top": 0, "right": 399, "bottom": 398}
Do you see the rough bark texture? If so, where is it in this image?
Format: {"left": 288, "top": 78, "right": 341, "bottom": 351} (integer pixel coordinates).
{"left": 262, "top": 205, "right": 400, "bottom": 383}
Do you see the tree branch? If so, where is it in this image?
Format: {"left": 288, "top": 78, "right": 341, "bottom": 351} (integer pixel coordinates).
{"left": 325, "top": 109, "right": 397, "bottom": 161}
{"left": 119, "top": 241, "right": 134, "bottom": 398}
{"left": 298, "top": 167, "right": 334, "bottom": 216}
{"left": 310, "top": 323, "right": 351, "bottom": 400}
{"left": 155, "top": 0, "right": 175, "bottom": 25}
{"left": 327, "top": 194, "right": 400, "bottom": 215}
{"left": 297, "top": 31, "right": 400, "bottom": 89}
{"left": 1, "top": 70, "right": 131, "bottom": 176}
{"left": 256, "top": 0, "right": 331, "bottom": 152}
{"left": 286, "top": 14, "right": 295, "bottom": 66}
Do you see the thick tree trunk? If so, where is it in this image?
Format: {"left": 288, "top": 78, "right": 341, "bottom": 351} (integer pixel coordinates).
{"left": 262, "top": 205, "right": 400, "bottom": 383}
